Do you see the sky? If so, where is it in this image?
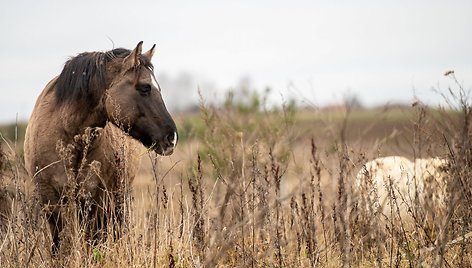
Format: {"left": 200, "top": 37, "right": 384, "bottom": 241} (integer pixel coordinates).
{"left": 1, "top": 0, "right": 471, "bottom": 123}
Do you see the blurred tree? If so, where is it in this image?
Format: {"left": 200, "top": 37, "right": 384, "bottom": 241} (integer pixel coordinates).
{"left": 343, "top": 90, "right": 364, "bottom": 110}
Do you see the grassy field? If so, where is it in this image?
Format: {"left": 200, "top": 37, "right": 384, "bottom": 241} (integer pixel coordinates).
{"left": 0, "top": 90, "right": 471, "bottom": 267}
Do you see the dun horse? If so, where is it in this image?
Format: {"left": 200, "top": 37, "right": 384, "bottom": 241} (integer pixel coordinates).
{"left": 24, "top": 42, "right": 177, "bottom": 254}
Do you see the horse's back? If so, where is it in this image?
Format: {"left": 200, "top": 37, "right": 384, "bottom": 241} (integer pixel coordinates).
{"left": 357, "top": 156, "right": 414, "bottom": 189}
{"left": 356, "top": 156, "right": 416, "bottom": 218}
{"left": 356, "top": 156, "right": 451, "bottom": 225}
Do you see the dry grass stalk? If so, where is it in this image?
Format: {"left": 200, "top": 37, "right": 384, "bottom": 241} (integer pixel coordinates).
{"left": 1, "top": 76, "right": 472, "bottom": 266}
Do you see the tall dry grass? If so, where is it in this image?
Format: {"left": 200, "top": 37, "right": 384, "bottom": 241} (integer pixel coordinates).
{"left": 0, "top": 74, "right": 471, "bottom": 267}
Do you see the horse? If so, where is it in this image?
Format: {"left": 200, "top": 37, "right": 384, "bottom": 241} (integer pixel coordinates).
{"left": 355, "top": 156, "right": 449, "bottom": 226}
{"left": 24, "top": 41, "right": 178, "bottom": 254}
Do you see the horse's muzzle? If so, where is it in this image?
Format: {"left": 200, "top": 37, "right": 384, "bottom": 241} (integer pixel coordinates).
{"left": 156, "top": 146, "right": 175, "bottom": 156}
{"left": 154, "top": 131, "right": 178, "bottom": 156}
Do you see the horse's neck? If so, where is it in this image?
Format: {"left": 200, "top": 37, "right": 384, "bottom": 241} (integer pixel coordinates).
{"left": 57, "top": 98, "right": 107, "bottom": 139}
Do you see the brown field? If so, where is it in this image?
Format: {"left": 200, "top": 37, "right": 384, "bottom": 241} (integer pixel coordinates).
{"left": 1, "top": 92, "right": 471, "bottom": 267}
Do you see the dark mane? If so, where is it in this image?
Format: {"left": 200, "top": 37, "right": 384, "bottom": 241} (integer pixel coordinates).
{"left": 55, "top": 48, "right": 153, "bottom": 107}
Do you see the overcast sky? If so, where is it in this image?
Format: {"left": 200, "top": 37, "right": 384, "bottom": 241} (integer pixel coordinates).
{"left": 1, "top": 0, "right": 471, "bottom": 123}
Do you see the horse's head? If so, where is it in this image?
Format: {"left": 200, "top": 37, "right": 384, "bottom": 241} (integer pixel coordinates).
{"left": 104, "top": 42, "right": 177, "bottom": 155}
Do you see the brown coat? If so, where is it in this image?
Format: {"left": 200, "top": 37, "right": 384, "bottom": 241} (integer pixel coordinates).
{"left": 24, "top": 42, "right": 177, "bottom": 253}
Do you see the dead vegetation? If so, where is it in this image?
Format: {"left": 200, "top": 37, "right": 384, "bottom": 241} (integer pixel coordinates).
{"left": 0, "top": 74, "right": 471, "bottom": 267}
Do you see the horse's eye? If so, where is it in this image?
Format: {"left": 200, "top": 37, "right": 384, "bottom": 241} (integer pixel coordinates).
{"left": 137, "top": 84, "right": 151, "bottom": 95}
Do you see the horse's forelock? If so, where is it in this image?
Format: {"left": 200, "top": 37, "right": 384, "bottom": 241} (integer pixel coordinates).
{"left": 108, "top": 48, "right": 153, "bottom": 71}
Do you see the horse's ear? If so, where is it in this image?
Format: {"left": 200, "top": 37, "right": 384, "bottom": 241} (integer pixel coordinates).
{"left": 143, "top": 44, "right": 156, "bottom": 61}
{"left": 123, "top": 41, "right": 144, "bottom": 70}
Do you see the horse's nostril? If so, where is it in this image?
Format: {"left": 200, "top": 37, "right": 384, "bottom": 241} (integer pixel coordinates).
{"left": 166, "top": 132, "right": 178, "bottom": 147}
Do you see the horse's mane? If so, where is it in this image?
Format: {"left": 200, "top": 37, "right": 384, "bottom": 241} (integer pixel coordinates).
{"left": 55, "top": 48, "right": 153, "bottom": 107}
